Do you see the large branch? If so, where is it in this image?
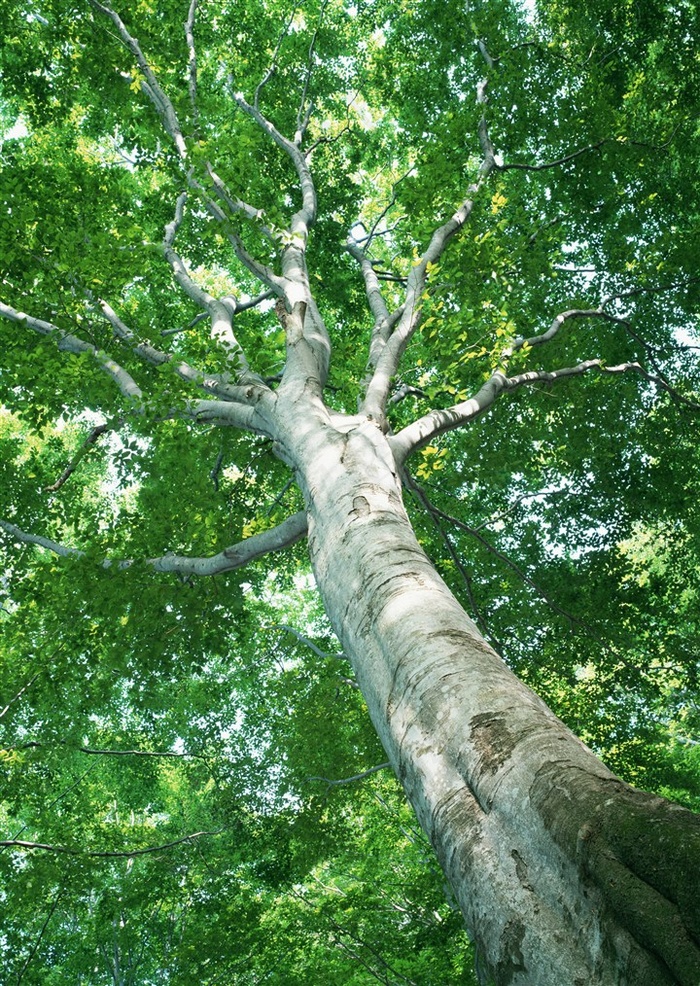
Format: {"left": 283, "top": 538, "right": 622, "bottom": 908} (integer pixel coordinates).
{"left": 161, "top": 192, "right": 272, "bottom": 391}
{"left": 0, "top": 301, "right": 143, "bottom": 401}
{"left": 89, "top": 1, "right": 188, "bottom": 158}
{"left": 358, "top": 46, "right": 498, "bottom": 426}
{"left": 0, "top": 511, "right": 308, "bottom": 577}
{"left": 359, "top": 188, "right": 490, "bottom": 425}
{"left": 389, "top": 359, "right": 658, "bottom": 464}
{"left": 90, "top": 0, "right": 285, "bottom": 354}
{"left": 0, "top": 300, "right": 273, "bottom": 430}
{"left": 230, "top": 92, "right": 331, "bottom": 390}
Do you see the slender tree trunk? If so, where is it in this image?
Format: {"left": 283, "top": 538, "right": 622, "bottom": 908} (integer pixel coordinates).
{"left": 282, "top": 406, "right": 700, "bottom": 986}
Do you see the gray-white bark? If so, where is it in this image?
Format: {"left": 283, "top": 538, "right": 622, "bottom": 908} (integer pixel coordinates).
{"left": 274, "top": 395, "right": 700, "bottom": 986}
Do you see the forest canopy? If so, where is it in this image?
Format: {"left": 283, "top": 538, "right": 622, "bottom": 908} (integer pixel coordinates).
{"left": 1, "top": 0, "right": 700, "bottom": 983}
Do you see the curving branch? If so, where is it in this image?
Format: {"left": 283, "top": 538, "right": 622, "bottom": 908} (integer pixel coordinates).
{"left": 499, "top": 139, "right": 608, "bottom": 172}
{"left": 359, "top": 47, "right": 498, "bottom": 427}
{"left": 0, "top": 300, "right": 143, "bottom": 400}
{"left": 0, "top": 830, "right": 219, "bottom": 858}
{"left": 390, "top": 359, "right": 664, "bottom": 464}
{"left": 232, "top": 91, "right": 316, "bottom": 232}
{"left": 144, "top": 511, "right": 308, "bottom": 575}
{"left": 306, "top": 762, "right": 391, "bottom": 789}
{"left": 227, "top": 92, "right": 330, "bottom": 389}
{"left": 89, "top": 0, "right": 188, "bottom": 158}
{"left": 0, "top": 511, "right": 308, "bottom": 577}
{"left": 45, "top": 419, "right": 118, "bottom": 492}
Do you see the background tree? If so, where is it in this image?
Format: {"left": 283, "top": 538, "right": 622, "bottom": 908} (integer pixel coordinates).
{"left": 1, "top": 0, "right": 700, "bottom": 983}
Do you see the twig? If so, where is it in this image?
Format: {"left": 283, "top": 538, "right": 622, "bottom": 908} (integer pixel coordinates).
{"left": 306, "top": 762, "right": 391, "bottom": 788}
{"left": 45, "top": 420, "right": 118, "bottom": 492}
{"left": 16, "top": 889, "right": 63, "bottom": 986}
{"left": 185, "top": 0, "right": 198, "bottom": 125}
{"left": 0, "top": 830, "right": 220, "bottom": 858}
{"left": 500, "top": 139, "right": 607, "bottom": 172}
{"left": 254, "top": 5, "right": 298, "bottom": 110}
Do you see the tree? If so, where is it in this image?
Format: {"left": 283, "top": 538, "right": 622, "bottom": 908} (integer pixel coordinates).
{"left": 1, "top": 0, "right": 700, "bottom": 982}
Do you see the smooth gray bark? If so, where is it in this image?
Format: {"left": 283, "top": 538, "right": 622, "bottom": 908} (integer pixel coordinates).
{"left": 277, "top": 399, "right": 700, "bottom": 986}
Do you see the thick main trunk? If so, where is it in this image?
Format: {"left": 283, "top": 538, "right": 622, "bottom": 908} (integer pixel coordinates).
{"left": 283, "top": 409, "right": 700, "bottom": 986}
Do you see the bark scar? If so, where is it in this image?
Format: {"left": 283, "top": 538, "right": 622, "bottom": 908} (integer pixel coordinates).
{"left": 350, "top": 495, "right": 371, "bottom": 518}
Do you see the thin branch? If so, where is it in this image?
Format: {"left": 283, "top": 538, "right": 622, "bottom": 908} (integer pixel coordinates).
{"left": 499, "top": 138, "right": 607, "bottom": 172}
{"left": 160, "top": 311, "right": 208, "bottom": 337}
{"left": 210, "top": 448, "right": 225, "bottom": 491}
{"left": 322, "top": 911, "right": 420, "bottom": 986}
{"left": 270, "top": 624, "right": 351, "bottom": 664}
{"left": 234, "top": 289, "right": 276, "bottom": 313}
{"left": 145, "top": 512, "right": 308, "bottom": 575}
{"left": 5, "top": 761, "right": 101, "bottom": 849}
{"left": 306, "top": 762, "right": 391, "bottom": 788}
{"left": 81, "top": 745, "right": 207, "bottom": 760}
{"left": 229, "top": 80, "right": 332, "bottom": 391}
{"left": 9, "top": 742, "right": 210, "bottom": 762}
{"left": 254, "top": 5, "right": 298, "bottom": 110}
{"left": 508, "top": 307, "right": 609, "bottom": 354}
{"left": 16, "top": 889, "right": 63, "bottom": 986}
{"left": 188, "top": 177, "right": 286, "bottom": 295}
{"left": 408, "top": 475, "right": 585, "bottom": 630}
{"left": 295, "top": 0, "right": 330, "bottom": 144}
{"left": 185, "top": 0, "right": 198, "bottom": 126}
{"left": 471, "top": 485, "right": 576, "bottom": 532}
{"left": 0, "top": 830, "right": 220, "bottom": 857}
{"left": 0, "top": 670, "right": 44, "bottom": 720}
{"left": 162, "top": 191, "right": 215, "bottom": 309}
{"left": 357, "top": 168, "right": 414, "bottom": 252}
{"left": 45, "top": 419, "right": 118, "bottom": 492}
{"left": 404, "top": 473, "right": 500, "bottom": 647}
{"left": 1, "top": 511, "right": 308, "bottom": 577}
{"left": 161, "top": 290, "right": 274, "bottom": 337}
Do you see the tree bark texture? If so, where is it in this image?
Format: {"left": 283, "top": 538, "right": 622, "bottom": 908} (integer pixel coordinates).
{"left": 279, "top": 401, "right": 700, "bottom": 986}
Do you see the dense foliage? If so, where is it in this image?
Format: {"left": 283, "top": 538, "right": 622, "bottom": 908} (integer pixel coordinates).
{"left": 1, "top": 0, "right": 699, "bottom": 981}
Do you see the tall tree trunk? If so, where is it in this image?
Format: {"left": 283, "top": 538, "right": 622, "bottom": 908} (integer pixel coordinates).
{"left": 283, "top": 408, "right": 700, "bottom": 986}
